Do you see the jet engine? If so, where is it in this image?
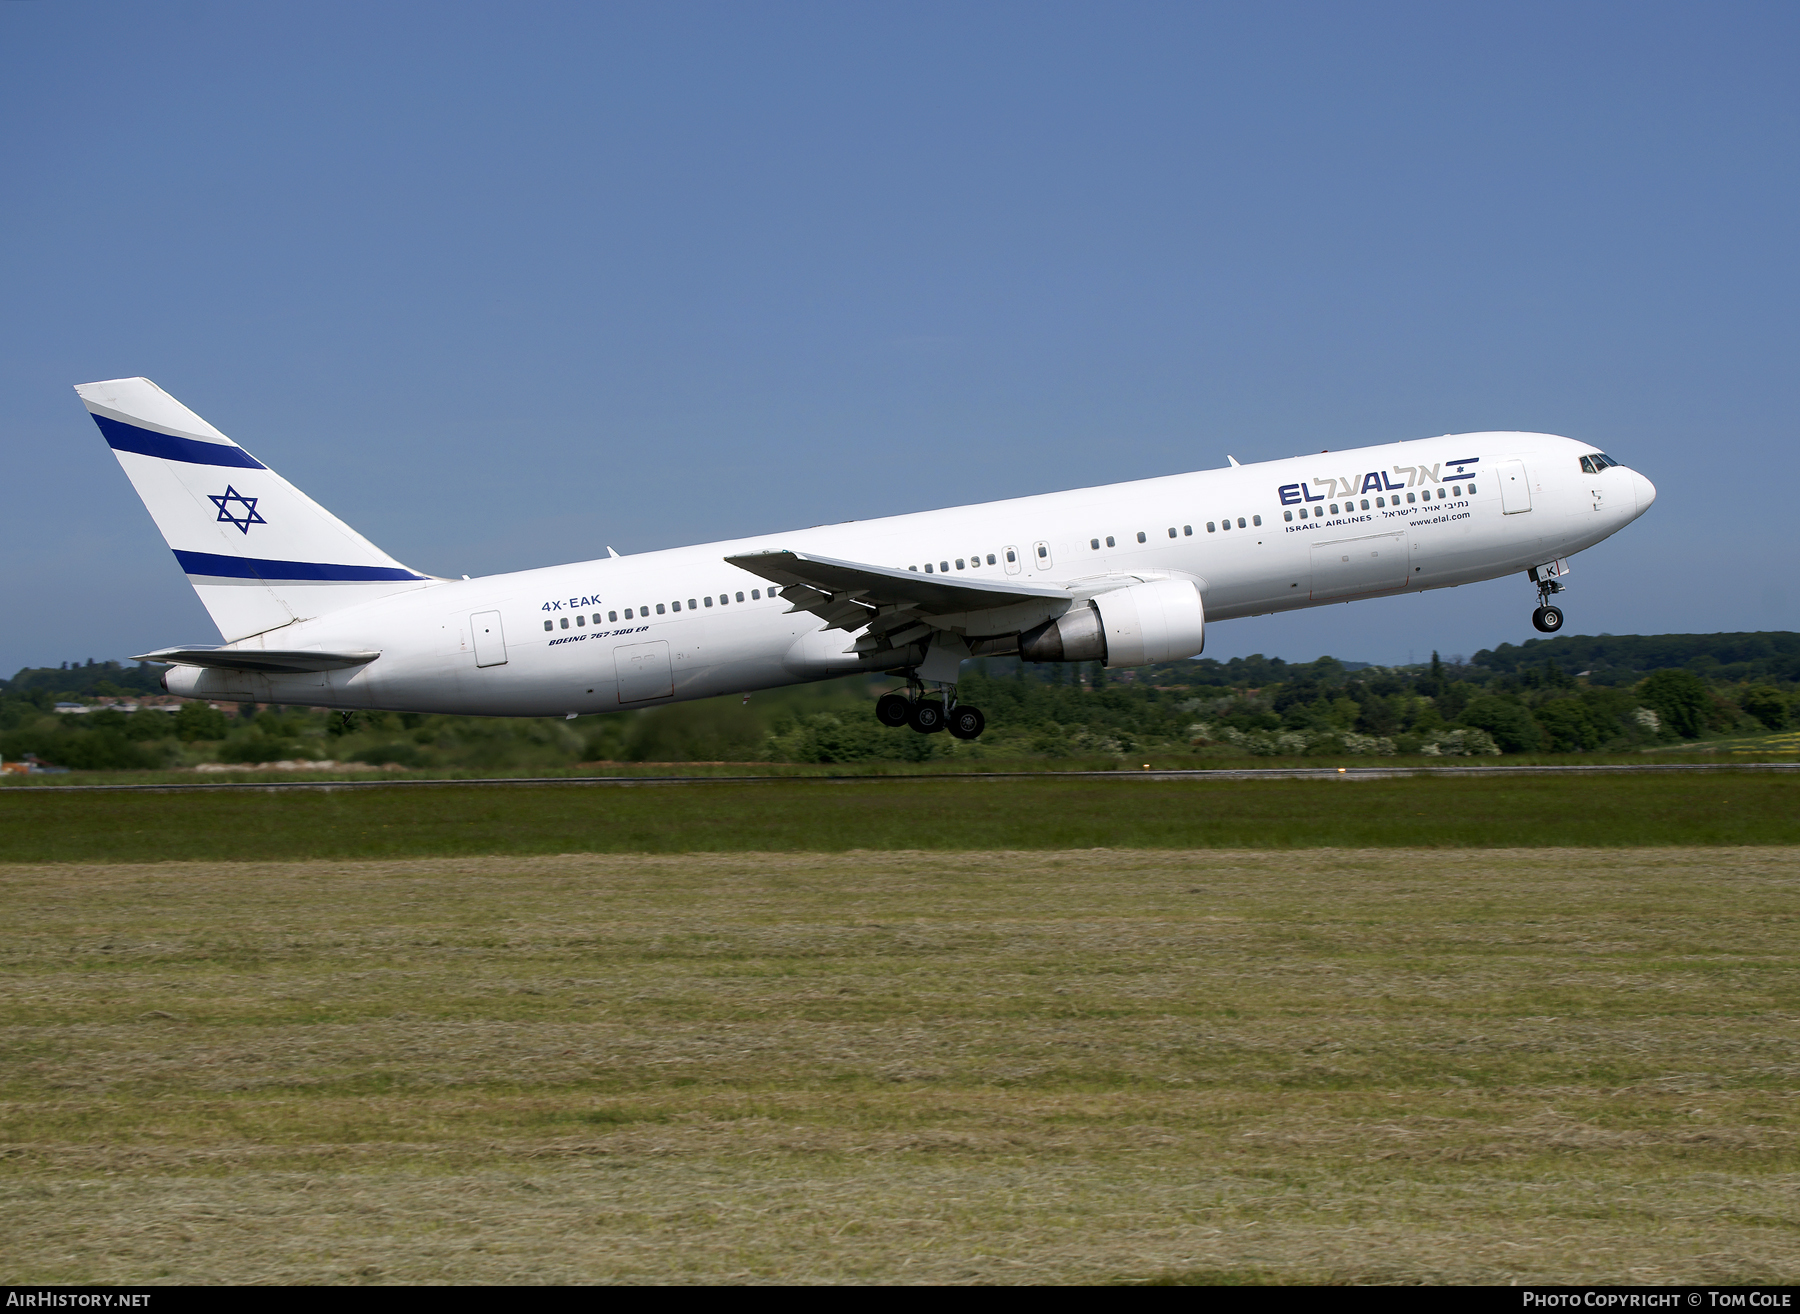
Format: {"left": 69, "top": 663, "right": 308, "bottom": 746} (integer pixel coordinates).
{"left": 1018, "top": 578, "right": 1205, "bottom": 668}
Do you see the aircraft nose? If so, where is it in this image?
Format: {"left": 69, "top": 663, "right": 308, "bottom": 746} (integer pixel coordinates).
{"left": 1631, "top": 469, "right": 1657, "bottom": 514}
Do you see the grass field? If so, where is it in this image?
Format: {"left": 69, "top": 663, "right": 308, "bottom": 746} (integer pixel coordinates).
{"left": 2, "top": 846, "right": 1796, "bottom": 1284}
{"left": 2, "top": 773, "right": 1798, "bottom": 862}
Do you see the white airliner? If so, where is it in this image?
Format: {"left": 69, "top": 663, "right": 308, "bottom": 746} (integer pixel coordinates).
{"left": 77, "top": 377, "right": 1655, "bottom": 738}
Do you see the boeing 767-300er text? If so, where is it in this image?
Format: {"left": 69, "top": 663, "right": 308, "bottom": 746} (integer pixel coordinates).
{"left": 77, "top": 377, "right": 1655, "bottom": 738}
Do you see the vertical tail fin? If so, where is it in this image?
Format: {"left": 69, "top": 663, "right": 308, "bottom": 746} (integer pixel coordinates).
{"left": 77, "top": 377, "right": 433, "bottom": 642}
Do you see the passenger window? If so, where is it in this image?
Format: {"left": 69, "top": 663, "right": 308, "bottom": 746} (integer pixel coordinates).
{"left": 575, "top": 615, "right": 585, "bottom": 626}
{"left": 1329, "top": 503, "right": 1339, "bottom": 515}
{"left": 1091, "top": 539, "right": 1100, "bottom": 550}
{"left": 1283, "top": 511, "right": 1293, "bottom": 522}
{"left": 1105, "top": 536, "right": 1115, "bottom": 547}
{"left": 687, "top": 599, "right": 697, "bottom": 610}
{"left": 1136, "top": 531, "right": 1146, "bottom": 543}
{"left": 1360, "top": 499, "right": 1369, "bottom": 510}
{"left": 560, "top": 617, "right": 569, "bottom": 629}
{"left": 609, "top": 611, "right": 618, "bottom": 622}
{"left": 956, "top": 559, "right": 965, "bottom": 569}
{"left": 1375, "top": 497, "right": 1384, "bottom": 508}
{"left": 1184, "top": 525, "right": 1192, "bottom": 535}
{"left": 986, "top": 554, "right": 996, "bottom": 565}
{"left": 1237, "top": 517, "right": 1246, "bottom": 528}
{"left": 543, "top": 620, "right": 553, "bottom": 632}
{"left": 752, "top": 589, "right": 761, "bottom": 599}
{"left": 704, "top": 596, "right": 713, "bottom": 607}
{"left": 672, "top": 601, "right": 681, "bottom": 612}
{"left": 924, "top": 563, "right": 933, "bottom": 573}
{"left": 1406, "top": 493, "right": 1416, "bottom": 503}
{"left": 1253, "top": 515, "right": 1262, "bottom": 526}
{"left": 1207, "top": 521, "right": 1216, "bottom": 532}
{"left": 592, "top": 613, "right": 602, "bottom": 625}
{"left": 1221, "top": 519, "right": 1230, "bottom": 531}
{"left": 909, "top": 566, "right": 919, "bottom": 572}
{"left": 1007, "top": 549, "right": 1017, "bottom": 562}
{"left": 1036, "top": 545, "right": 1047, "bottom": 558}
{"left": 656, "top": 604, "right": 666, "bottom": 615}
{"left": 1468, "top": 483, "right": 1477, "bottom": 494}
{"left": 736, "top": 592, "right": 744, "bottom": 602}
{"left": 1167, "top": 527, "right": 1176, "bottom": 538}
{"left": 940, "top": 561, "right": 949, "bottom": 572}
{"left": 624, "top": 608, "right": 633, "bottom": 619}
{"left": 1452, "top": 485, "right": 1461, "bottom": 496}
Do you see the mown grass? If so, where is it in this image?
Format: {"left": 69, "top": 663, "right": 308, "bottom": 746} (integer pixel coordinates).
{"left": 0, "top": 847, "right": 1795, "bottom": 1284}
{"left": 1, "top": 774, "right": 1796, "bottom": 863}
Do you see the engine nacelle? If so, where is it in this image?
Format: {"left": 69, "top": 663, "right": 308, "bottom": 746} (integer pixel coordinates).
{"left": 1020, "top": 579, "right": 1205, "bottom": 668}
{"left": 1093, "top": 577, "right": 1205, "bottom": 667}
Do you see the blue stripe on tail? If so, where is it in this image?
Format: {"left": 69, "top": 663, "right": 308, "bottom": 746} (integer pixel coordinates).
{"left": 173, "top": 550, "right": 424, "bottom": 582}
{"left": 95, "top": 414, "right": 266, "bottom": 469}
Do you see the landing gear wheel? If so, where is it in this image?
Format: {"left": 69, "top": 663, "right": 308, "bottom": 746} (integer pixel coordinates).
{"left": 946, "top": 705, "right": 985, "bottom": 740}
{"left": 875, "top": 692, "right": 914, "bottom": 727}
{"left": 908, "top": 700, "right": 946, "bottom": 734}
{"left": 1532, "top": 605, "right": 1564, "bottom": 633}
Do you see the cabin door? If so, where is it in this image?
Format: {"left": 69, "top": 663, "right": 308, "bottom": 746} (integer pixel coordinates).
{"left": 471, "top": 611, "right": 508, "bottom": 667}
{"left": 1498, "top": 460, "right": 1533, "bottom": 514}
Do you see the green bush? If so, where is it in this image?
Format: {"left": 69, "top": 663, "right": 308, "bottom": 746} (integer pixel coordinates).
{"left": 1533, "top": 698, "right": 1603, "bottom": 752}
{"left": 1638, "top": 669, "right": 1710, "bottom": 739}
{"left": 1739, "top": 686, "right": 1790, "bottom": 732}
{"left": 175, "top": 702, "right": 230, "bottom": 742}
{"left": 1457, "top": 696, "right": 1544, "bottom": 754}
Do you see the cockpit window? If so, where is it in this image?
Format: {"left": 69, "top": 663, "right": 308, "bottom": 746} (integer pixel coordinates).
{"left": 1580, "top": 453, "right": 1619, "bottom": 474}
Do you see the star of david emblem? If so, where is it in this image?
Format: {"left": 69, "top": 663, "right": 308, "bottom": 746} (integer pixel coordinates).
{"left": 209, "top": 485, "right": 266, "bottom": 534}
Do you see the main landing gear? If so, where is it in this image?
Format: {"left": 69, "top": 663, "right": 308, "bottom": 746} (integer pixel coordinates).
{"left": 876, "top": 682, "right": 985, "bottom": 739}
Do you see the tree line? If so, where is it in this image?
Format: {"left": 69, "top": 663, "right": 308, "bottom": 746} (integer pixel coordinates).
{"left": 2, "top": 631, "right": 1794, "bottom": 772}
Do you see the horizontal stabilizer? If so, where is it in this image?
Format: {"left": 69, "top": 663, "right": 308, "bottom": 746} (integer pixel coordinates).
{"left": 134, "top": 646, "right": 380, "bottom": 674}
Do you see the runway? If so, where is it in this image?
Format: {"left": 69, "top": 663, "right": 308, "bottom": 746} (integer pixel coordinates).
{"left": 3, "top": 760, "right": 1796, "bottom": 793}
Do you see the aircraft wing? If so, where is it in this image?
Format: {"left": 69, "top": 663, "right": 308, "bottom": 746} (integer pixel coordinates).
{"left": 134, "top": 646, "right": 380, "bottom": 674}
{"left": 725, "top": 549, "right": 1072, "bottom": 660}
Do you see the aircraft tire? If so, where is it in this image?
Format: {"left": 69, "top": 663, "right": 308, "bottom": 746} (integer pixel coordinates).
{"left": 908, "top": 700, "right": 946, "bottom": 734}
{"left": 946, "top": 706, "right": 985, "bottom": 740}
{"left": 875, "top": 692, "right": 914, "bottom": 727}
{"left": 1532, "top": 605, "right": 1564, "bottom": 633}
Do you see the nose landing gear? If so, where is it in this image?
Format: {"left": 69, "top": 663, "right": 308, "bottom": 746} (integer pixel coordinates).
{"left": 1528, "top": 561, "right": 1569, "bottom": 633}
{"left": 874, "top": 678, "right": 985, "bottom": 739}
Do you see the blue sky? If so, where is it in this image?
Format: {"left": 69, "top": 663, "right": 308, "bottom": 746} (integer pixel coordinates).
{"left": 4, "top": 1, "right": 1795, "bottom": 676}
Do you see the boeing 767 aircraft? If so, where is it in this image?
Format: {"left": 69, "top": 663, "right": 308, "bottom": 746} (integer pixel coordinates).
{"left": 77, "top": 377, "right": 1655, "bottom": 738}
